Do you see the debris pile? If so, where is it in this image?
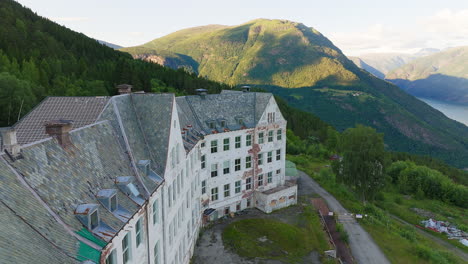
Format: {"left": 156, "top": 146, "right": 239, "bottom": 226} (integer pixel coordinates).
{"left": 420, "top": 219, "right": 468, "bottom": 246}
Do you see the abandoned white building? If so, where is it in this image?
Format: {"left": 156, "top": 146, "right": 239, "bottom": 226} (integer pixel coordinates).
{"left": 0, "top": 86, "right": 297, "bottom": 264}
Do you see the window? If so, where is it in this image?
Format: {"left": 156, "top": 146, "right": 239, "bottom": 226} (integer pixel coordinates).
{"left": 154, "top": 241, "right": 160, "bottom": 264}
{"left": 247, "top": 198, "right": 251, "bottom": 207}
{"left": 267, "top": 151, "right": 272, "bottom": 163}
{"left": 153, "top": 199, "right": 159, "bottom": 225}
{"left": 246, "top": 177, "right": 252, "bottom": 190}
{"left": 211, "top": 163, "right": 218, "bottom": 177}
{"left": 246, "top": 156, "right": 252, "bottom": 169}
{"left": 201, "top": 155, "right": 206, "bottom": 169}
{"left": 235, "top": 180, "right": 241, "bottom": 193}
{"left": 268, "top": 131, "right": 274, "bottom": 142}
{"left": 171, "top": 148, "right": 175, "bottom": 168}
{"left": 90, "top": 210, "right": 99, "bottom": 230}
{"left": 110, "top": 194, "right": 117, "bottom": 212}
{"left": 258, "top": 153, "right": 263, "bottom": 165}
{"left": 258, "top": 132, "right": 264, "bottom": 144}
{"left": 277, "top": 129, "right": 282, "bottom": 140}
{"left": 201, "top": 142, "right": 205, "bottom": 148}
{"left": 276, "top": 169, "right": 281, "bottom": 174}
{"left": 136, "top": 218, "right": 143, "bottom": 247}
{"left": 258, "top": 174, "right": 264, "bottom": 186}
{"left": 268, "top": 112, "right": 276, "bottom": 123}
{"left": 267, "top": 171, "right": 273, "bottom": 183}
{"left": 122, "top": 233, "right": 131, "bottom": 263}
{"left": 246, "top": 135, "right": 252, "bottom": 146}
{"left": 236, "top": 203, "right": 241, "bottom": 211}
{"left": 201, "top": 180, "right": 206, "bottom": 194}
{"left": 220, "top": 120, "right": 226, "bottom": 127}
{"left": 208, "top": 121, "right": 215, "bottom": 129}
{"left": 223, "top": 160, "right": 230, "bottom": 174}
{"left": 235, "top": 136, "right": 241, "bottom": 148}
{"left": 224, "top": 184, "right": 230, "bottom": 197}
{"left": 211, "top": 187, "right": 218, "bottom": 201}
{"left": 211, "top": 140, "right": 217, "bottom": 153}
{"left": 235, "top": 158, "right": 241, "bottom": 171}
{"left": 276, "top": 149, "right": 281, "bottom": 161}
{"left": 105, "top": 249, "right": 116, "bottom": 264}
{"left": 168, "top": 186, "right": 172, "bottom": 207}
{"left": 236, "top": 117, "right": 244, "bottom": 126}
{"left": 224, "top": 207, "right": 230, "bottom": 215}
{"left": 223, "top": 138, "right": 230, "bottom": 151}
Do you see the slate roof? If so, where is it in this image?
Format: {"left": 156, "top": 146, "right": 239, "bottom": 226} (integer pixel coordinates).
{"left": 176, "top": 92, "right": 272, "bottom": 134}
{"left": 13, "top": 97, "right": 110, "bottom": 145}
{"left": 0, "top": 91, "right": 274, "bottom": 263}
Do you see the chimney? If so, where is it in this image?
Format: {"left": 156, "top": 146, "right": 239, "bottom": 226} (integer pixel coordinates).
{"left": 195, "top": 89, "right": 207, "bottom": 99}
{"left": 116, "top": 84, "right": 133, "bottom": 95}
{"left": 45, "top": 120, "right": 73, "bottom": 148}
{"left": 241, "top": 86, "right": 251, "bottom": 92}
{"left": 1, "top": 128, "right": 21, "bottom": 157}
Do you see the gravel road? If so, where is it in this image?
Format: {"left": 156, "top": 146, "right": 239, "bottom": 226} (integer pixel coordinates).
{"left": 298, "top": 170, "right": 390, "bottom": 264}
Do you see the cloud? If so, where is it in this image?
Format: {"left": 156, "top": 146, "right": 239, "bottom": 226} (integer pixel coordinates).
{"left": 51, "top": 17, "right": 90, "bottom": 22}
{"left": 328, "top": 9, "right": 468, "bottom": 56}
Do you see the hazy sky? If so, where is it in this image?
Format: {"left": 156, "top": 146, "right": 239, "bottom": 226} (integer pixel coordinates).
{"left": 16, "top": 0, "right": 468, "bottom": 56}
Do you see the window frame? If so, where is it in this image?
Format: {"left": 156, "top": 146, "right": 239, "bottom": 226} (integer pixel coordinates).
{"left": 277, "top": 129, "right": 282, "bottom": 140}
{"left": 211, "top": 187, "right": 219, "bottom": 201}
{"left": 136, "top": 218, "right": 143, "bottom": 247}
{"left": 224, "top": 184, "right": 230, "bottom": 198}
{"left": 268, "top": 130, "right": 274, "bottom": 142}
{"left": 235, "top": 180, "right": 241, "bottom": 193}
{"left": 267, "top": 151, "right": 272, "bottom": 163}
{"left": 235, "top": 136, "right": 241, "bottom": 148}
{"left": 246, "top": 177, "right": 252, "bottom": 190}
{"left": 258, "top": 174, "right": 264, "bottom": 186}
{"left": 267, "top": 171, "right": 273, "bottom": 183}
{"left": 276, "top": 149, "right": 281, "bottom": 161}
{"left": 246, "top": 156, "right": 252, "bottom": 168}
{"left": 223, "top": 138, "right": 230, "bottom": 151}
{"left": 246, "top": 134, "right": 252, "bottom": 146}
{"left": 211, "top": 163, "right": 218, "bottom": 177}
{"left": 211, "top": 140, "right": 218, "bottom": 153}
{"left": 234, "top": 158, "right": 241, "bottom": 171}
{"left": 258, "top": 132, "right": 264, "bottom": 144}
{"left": 122, "top": 233, "right": 131, "bottom": 264}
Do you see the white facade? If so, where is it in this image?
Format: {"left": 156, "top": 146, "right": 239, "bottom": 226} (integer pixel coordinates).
{"left": 99, "top": 94, "right": 296, "bottom": 264}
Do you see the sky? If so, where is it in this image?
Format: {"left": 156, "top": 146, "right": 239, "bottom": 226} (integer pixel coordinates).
{"left": 16, "top": 0, "right": 468, "bottom": 56}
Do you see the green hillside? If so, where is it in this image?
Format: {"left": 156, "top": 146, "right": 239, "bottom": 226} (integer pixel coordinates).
{"left": 123, "top": 19, "right": 468, "bottom": 168}
{"left": 386, "top": 46, "right": 468, "bottom": 104}
{"left": 0, "top": 0, "right": 232, "bottom": 127}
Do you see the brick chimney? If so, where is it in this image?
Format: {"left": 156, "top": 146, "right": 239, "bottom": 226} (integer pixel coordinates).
{"left": 1, "top": 128, "right": 21, "bottom": 157}
{"left": 116, "top": 84, "right": 133, "bottom": 95}
{"left": 45, "top": 120, "right": 73, "bottom": 147}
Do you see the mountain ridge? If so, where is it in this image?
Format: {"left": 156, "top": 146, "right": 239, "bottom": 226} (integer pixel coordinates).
{"left": 121, "top": 19, "right": 468, "bottom": 167}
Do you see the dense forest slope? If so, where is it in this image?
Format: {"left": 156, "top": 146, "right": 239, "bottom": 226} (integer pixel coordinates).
{"left": 386, "top": 46, "right": 468, "bottom": 104}
{"left": 123, "top": 19, "right": 468, "bottom": 168}
{"left": 0, "top": 0, "right": 232, "bottom": 127}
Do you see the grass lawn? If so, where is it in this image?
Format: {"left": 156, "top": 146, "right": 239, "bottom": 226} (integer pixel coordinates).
{"left": 288, "top": 154, "right": 467, "bottom": 264}
{"left": 222, "top": 206, "right": 331, "bottom": 263}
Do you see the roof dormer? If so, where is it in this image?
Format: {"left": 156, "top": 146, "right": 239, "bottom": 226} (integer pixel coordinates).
{"left": 115, "top": 176, "right": 144, "bottom": 205}
{"left": 96, "top": 189, "right": 118, "bottom": 212}
{"left": 74, "top": 204, "right": 100, "bottom": 231}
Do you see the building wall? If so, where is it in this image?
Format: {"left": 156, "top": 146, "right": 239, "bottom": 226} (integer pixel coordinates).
{"left": 99, "top": 95, "right": 292, "bottom": 264}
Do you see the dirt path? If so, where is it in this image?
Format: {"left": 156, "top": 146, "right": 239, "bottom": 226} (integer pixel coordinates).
{"left": 297, "top": 171, "right": 390, "bottom": 264}
{"left": 390, "top": 214, "right": 468, "bottom": 260}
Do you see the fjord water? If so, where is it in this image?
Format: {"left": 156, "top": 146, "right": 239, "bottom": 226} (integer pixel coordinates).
{"left": 417, "top": 97, "right": 468, "bottom": 126}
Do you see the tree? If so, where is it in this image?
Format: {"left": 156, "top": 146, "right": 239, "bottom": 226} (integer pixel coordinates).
{"left": 333, "top": 124, "right": 385, "bottom": 202}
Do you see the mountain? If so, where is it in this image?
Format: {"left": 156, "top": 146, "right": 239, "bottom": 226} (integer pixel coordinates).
{"left": 123, "top": 19, "right": 468, "bottom": 168}
{"left": 349, "top": 53, "right": 416, "bottom": 77}
{"left": 386, "top": 46, "right": 468, "bottom": 104}
{"left": 0, "top": 0, "right": 232, "bottom": 127}
{"left": 348, "top": 57, "right": 385, "bottom": 79}
{"left": 97, "top": 40, "right": 123, "bottom": 49}
{"left": 350, "top": 49, "right": 440, "bottom": 79}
